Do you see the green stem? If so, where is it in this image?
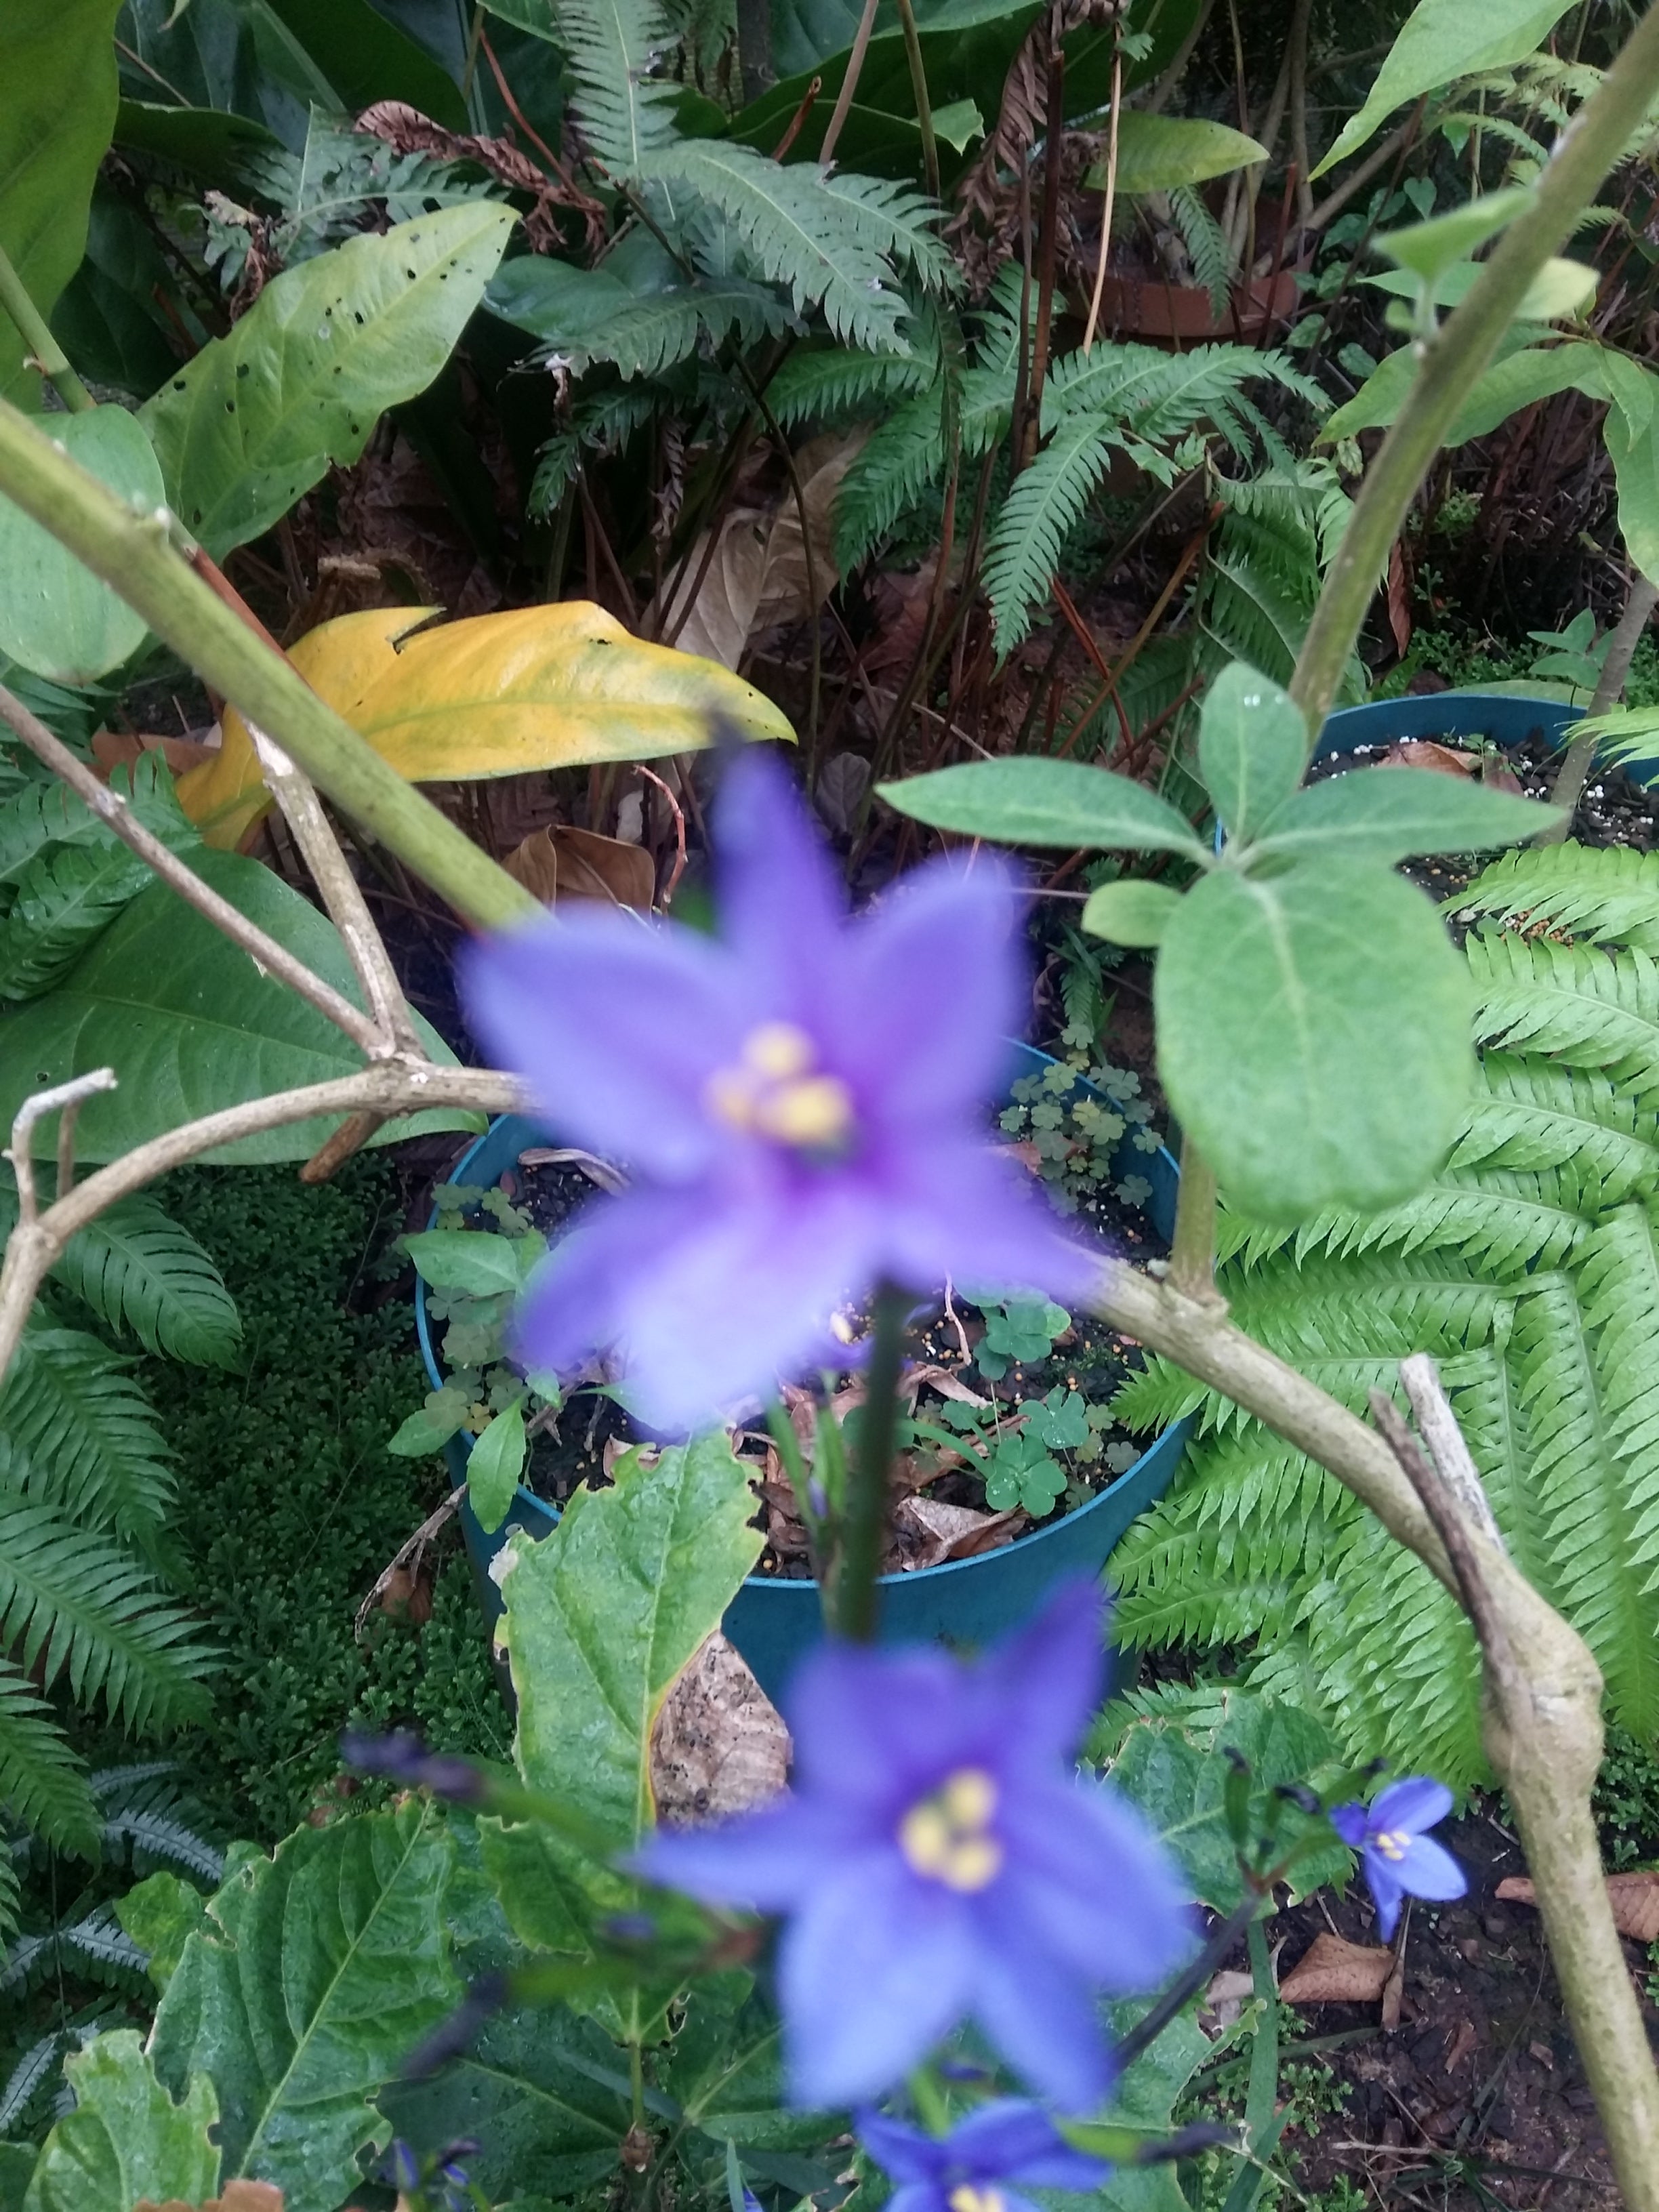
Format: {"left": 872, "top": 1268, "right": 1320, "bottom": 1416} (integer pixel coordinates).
{"left": 630, "top": 2034, "right": 646, "bottom": 2129}
{"left": 893, "top": 0, "right": 940, "bottom": 201}
{"left": 834, "top": 1282, "right": 910, "bottom": 1641}
{"left": 1290, "top": 0, "right": 1659, "bottom": 739}
{"left": 0, "top": 243, "right": 95, "bottom": 415}
{"left": 1167, "top": 1138, "right": 1218, "bottom": 1301}
{"left": 0, "top": 400, "right": 535, "bottom": 932}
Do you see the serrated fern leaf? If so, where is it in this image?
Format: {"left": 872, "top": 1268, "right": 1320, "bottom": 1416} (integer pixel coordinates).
{"left": 1468, "top": 930, "right": 1659, "bottom": 1094}
{"left": 0, "top": 838, "right": 155, "bottom": 1000}
{"left": 102, "top": 1808, "right": 224, "bottom": 1885}
{"left": 1169, "top": 184, "right": 1232, "bottom": 316}
{"left": 0, "top": 781, "right": 107, "bottom": 898}
{"left": 834, "top": 388, "right": 946, "bottom": 570}
{"left": 1577, "top": 1203, "right": 1659, "bottom": 1532}
{"left": 1449, "top": 839, "right": 1659, "bottom": 954}
{"left": 0, "top": 1665, "right": 99, "bottom": 1858}
{"left": 45, "top": 1194, "right": 242, "bottom": 1369}
{"left": 1449, "top": 1053, "right": 1659, "bottom": 1204}
{"left": 0, "top": 2032, "right": 68, "bottom": 2133}
{"left": 983, "top": 416, "right": 1117, "bottom": 653}
{"left": 552, "top": 0, "right": 680, "bottom": 170}
{"left": 641, "top": 143, "right": 945, "bottom": 351}
{"left": 1513, "top": 1271, "right": 1659, "bottom": 1731}
{"left": 768, "top": 344, "right": 933, "bottom": 430}
{"left": 56, "top": 1906, "right": 150, "bottom": 1988}
{"left": 0, "top": 1325, "right": 175, "bottom": 1545}
{"left": 0, "top": 1502, "right": 213, "bottom": 1738}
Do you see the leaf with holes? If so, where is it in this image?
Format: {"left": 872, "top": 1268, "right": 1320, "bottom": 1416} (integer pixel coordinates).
{"left": 21, "top": 2030, "right": 219, "bottom": 2212}
{"left": 0, "top": 409, "right": 163, "bottom": 681}
{"left": 139, "top": 203, "right": 514, "bottom": 559}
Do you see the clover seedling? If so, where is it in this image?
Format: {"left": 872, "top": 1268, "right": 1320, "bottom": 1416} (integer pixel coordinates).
{"left": 972, "top": 1296, "right": 1070, "bottom": 1380}
{"left": 983, "top": 1427, "right": 1068, "bottom": 1516}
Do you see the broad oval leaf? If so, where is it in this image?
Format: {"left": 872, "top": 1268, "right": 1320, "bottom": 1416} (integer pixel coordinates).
{"left": 147, "top": 1805, "right": 460, "bottom": 2212}
{"left": 506, "top": 1435, "right": 765, "bottom": 1848}
{"left": 1154, "top": 861, "right": 1475, "bottom": 1219}
{"left": 1086, "top": 114, "right": 1267, "bottom": 197}
{"left": 1250, "top": 765, "right": 1559, "bottom": 866}
{"left": 0, "top": 409, "right": 163, "bottom": 682}
{"left": 1081, "top": 879, "right": 1183, "bottom": 947}
{"left": 468, "top": 1397, "right": 527, "bottom": 1535}
{"left": 0, "top": 847, "right": 483, "bottom": 1164}
{"left": 22, "top": 2030, "right": 218, "bottom": 2212}
{"left": 1313, "top": 0, "right": 1576, "bottom": 178}
{"left": 1197, "top": 661, "right": 1309, "bottom": 846}
{"left": 404, "top": 1227, "right": 525, "bottom": 1296}
{"left": 878, "top": 758, "right": 1209, "bottom": 859}
{"left": 139, "top": 203, "right": 516, "bottom": 560}
{"left": 180, "top": 603, "right": 795, "bottom": 848}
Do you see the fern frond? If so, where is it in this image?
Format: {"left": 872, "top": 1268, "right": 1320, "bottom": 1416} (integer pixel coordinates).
{"left": 1468, "top": 930, "right": 1659, "bottom": 1095}
{"left": 1449, "top": 840, "right": 1659, "bottom": 954}
{"left": 552, "top": 0, "right": 680, "bottom": 170}
{"left": 1168, "top": 184, "right": 1232, "bottom": 317}
{"left": 0, "top": 781, "right": 106, "bottom": 899}
{"left": 0, "top": 838, "right": 155, "bottom": 1001}
{"left": 0, "top": 1664, "right": 100, "bottom": 1858}
{"left": 55, "top": 1906, "right": 150, "bottom": 1989}
{"left": 1046, "top": 342, "right": 1324, "bottom": 434}
{"left": 1448, "top": 1053, "right": 1659, "bottom": 1205}
{"left": 0, "top": 2032, "right": 69, "bottom": 2134}
{"left": 983, "top": 415, "right": 1118, "bottom": 653}
{"left": 0, "top": 1324, "right": 175, "bottom": 1546}
{"left": 642, "top": 143, "right": 947, "bottom": 350}
{"left": 102, "top": 1808, "right": 224, "bottom": 1885}
{"left": 1514, "top": 1271, "right": 1659, "bottom": 1732}
{"left": 833, "top": 387, "right": 946, "bottom": 570}
{"left": 1577, "top": 1204, "right": 1659, "bottom": 1542}
{"left": 0, "top": 1502, "right": 213, "bottom": 1738}
{"left": 44, "top": 1195, "right": 242, "bottom": 1369}
{"left": 768, "top": 344, "right": 933, "bottom": 430}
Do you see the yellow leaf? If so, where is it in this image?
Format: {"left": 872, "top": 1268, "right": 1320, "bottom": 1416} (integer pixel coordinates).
{"left": 180, "top": 601, "right": 796, "bottom": 848}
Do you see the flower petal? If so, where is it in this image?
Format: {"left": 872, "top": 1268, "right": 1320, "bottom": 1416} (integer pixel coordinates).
{"left": 780, "top": 1858, "right": 973, "bottom": 2106}
{"left": 991, "top": 1578, "right": 1107, "bottom": 1765}
{"left": 842, "top": 858, "right": 1028, "bottom": 1124}
{"left": 876, "top": 1136, "right": 1100, "bottom": 1309}
{"left": 632, "top": 1796, "right": 866, "bottom": 1911}
{"left": 459, "top": 911, "right": 747, "bottom": 1179}
{"left": 854, "top": 2111, "right": 948, "bottom": 2184}
{"left": 714, "top": 750, "right": 848, "bottom": 1012}
{"left": 785, "top": 1642, "right": 982, "bottom": 1807}
{"left": 1328, "top": 1803, "right": 1368, "bottom": 1850}
{"left": 998, "top": 1780, "right": 1193, "bottom": 1990}
{"left": 1363, "top": 1851, "right": 1406, "bottom": 1942}
{"left": 1370, "top": 1777, "right": 1454, "bottom": 1837}
{"left": 970, "top": 1936, "right": 1113, "bottom": 2114}
{"left": 1397, "top": 1833, "right": 1467, "bottom": 1904}
{"left": 948, "top": 2101, "right": 1109, "bottom": 2189}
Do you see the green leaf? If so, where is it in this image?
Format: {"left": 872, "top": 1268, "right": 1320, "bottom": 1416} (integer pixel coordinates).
{"left": 387, "top": 1402, "right": 469, "bottom": 1456}
{"left": 1603, "top": 398, "right": 1659, "bottom": 590}
{"left": 468, "top": 1398, "right": 528, "bottom": 1535}
{"left": 0, "top": 847, "right": 482, "bottom": 1164}
{"left": 1197, "top": 661, "right": 1309, "bottom": 846}
{"left": 487, "top": 252, "right": 789, "bottom": 381}
{"left": 506, "top": 1434, "right": 764, "bottom": 1847}
{"left": 1081, "top": 880, "right": 1183, "bottom": 948}
{"left": 1154, "top": 861, "right": 1475, "bottom": 1220}
{"left": 139, "top": 203, "right": 515, "bottom": 559}
{"left": 1377, "top": 187, "right": 1532, "bottom": 290}
{"left": 1084, "top": 2002, "right": 1229, "bottom": 2211}
{"left": 1313, "top": 0, "right": 1576, "bottom": 178}
{"left": 1086, "top": 113, "right": 1267, "bottom": 197}
{"left": 116, "top": 1870, "right": 209, "bottom": 1995}
{"left": 22, "top": 2030, "right": 218, "bottom": 2212}
{"left": 878, "top": 759, "right": 1209, "bottom": 860}
{"left": 49, "top": 1191, "right": 243, "bottom": 1368}
{"left": 148, "top": 1804, "right": 461, "bottom": 2212}
{"left": 0, "top": 0, "right": 122, "bottom": 409}
{"left": 0, "top": 409, "right": 163, "bottom": 682}
{"left": 405, "top": 1229, "right": 526, "bottom": 1297}
{"left": 1250, "top": 766, "right": 1559, "bottom": 866}
{"left": 260, "top": 0, "right": 470, "bottom": 128}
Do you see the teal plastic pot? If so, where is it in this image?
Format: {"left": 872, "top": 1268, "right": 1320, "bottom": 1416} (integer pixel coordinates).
{"left": 415, "top": 1048, "right": 1190, "bottom": 1703}
{"left": 1314, "top": 687, "right": 1659, "bottom": 783}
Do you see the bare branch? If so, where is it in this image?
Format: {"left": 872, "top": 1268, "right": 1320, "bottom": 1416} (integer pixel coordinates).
{"left": 1398, "top": 1353, "right": 1506, "bottom": 1551}
{"left": 5, "top": 1070, "right": 117, "bottom": 1226}
{"left": 0, "top": 684, "right": 384, "bottom": 1055}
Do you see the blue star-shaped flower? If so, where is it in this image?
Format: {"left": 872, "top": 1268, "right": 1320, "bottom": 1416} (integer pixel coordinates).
{"left": 1331, "top": 1776, "right": 1466, "bottom": 1940}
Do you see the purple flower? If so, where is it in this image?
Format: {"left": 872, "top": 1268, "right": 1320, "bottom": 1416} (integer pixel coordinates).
{"left": 341, "top": 1729, "right": 486, "bottom": 1805}
{"left": 1330, "top": 1777, "right": 1467, "bottom": 1940}
{"left": 858, "top": 2101, "right": 1110, "bottom": 2212}
{"left": 633, "top": 1580, "right": 1191, "bottom": 2111}
{"left": 459, "top": 751, "right": 1092, "bottom": 1432}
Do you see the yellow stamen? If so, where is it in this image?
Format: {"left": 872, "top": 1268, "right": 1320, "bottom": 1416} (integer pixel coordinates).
{"left": 705, "top": 1024, "right": 854, "bottom": 1150}
{"left": 1373, "top": 1829, "right": 1410, "bottom": 1862}
{"left": 754, "top": 1075, "right": 853, "bottom": 1146}
{"left": 743, "top": 1021, "right": 815, "bottom": 1080}
{"left": 897, "top": 1766, "right": 1004, "bottom": 1893}
{"left": 949, "top": 2189, "right": 1004, "bottom": 2212}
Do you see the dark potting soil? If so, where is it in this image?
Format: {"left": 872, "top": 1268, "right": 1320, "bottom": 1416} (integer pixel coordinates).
{"left": 462, "top": 1145, "right": 1166, "bottom": 1576}
{"left": 1305, "top": 730, "right": 1658, "bottom": 905}
{"left": 1224, "top": 1807, "right": 1639, "bottom": 2207}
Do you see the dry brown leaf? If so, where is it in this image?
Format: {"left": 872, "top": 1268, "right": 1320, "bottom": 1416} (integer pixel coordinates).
{"left": 1385, "top": 539, "right": 1414, "bottom": 656}
{"left": 890, "top": 1494, "right": 1024, "bottom": 1568}
{"left": 138, "top": 2186, "right": 284, "bottom": 2212}
{"left": 1278, "top": 1931, "right": 1394, "bottom": 2005}
{"left": 504, "top": 823, "right": 655, "bottom": 909}
{"left": 651, "top": 1631, "right": 790, "bottom": 1825}
{"left": 1201, "top": 1967, "right": 1256, "bottom": 2029}
{"left": 92, "top": 729, "right": 219, "bottom": 779}
{"left": 904, "top": 1363, "right": 991, "bottom": 1410}
{"left": 1380, "top": 740, "right": 1477, "bottom": 777}
{"left": 1498, "top": 1869, "right": 1659, "bottom": 1942}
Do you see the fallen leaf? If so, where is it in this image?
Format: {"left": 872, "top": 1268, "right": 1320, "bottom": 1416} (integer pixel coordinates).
{"left": 1386, "top": 539, "right": 1414, "bottom": 656}
{"left": 890, "top": 1494, "right": 1024, "bottom": 1568}
{"left": 91, "top": 728, "right": 219, "bottom": 778}
{"left": 905, "top": 1362, "right": 991, "bottom": 1410}
{"left": 1278, "top": 1931, "right": 1394, "bottom": 2005}
{"left": 1498, "top": 1869, "right": 1659, "bottom": 1942}
{"left": 1380, "top": 1941, "right": 1406, "bottom": 2030}
{"left": 503, "top": 822, "right": 656, "bottom": 909}
{"left": 1446, "top": 2016, "right": 1479, "bottom": 2071}
{"left": 1380, "top": 739, "right": 1477, "bottom": 777}
{"left": 817, "top": 750, "right": 872, "bottom": 834}
{"left": 1202, "top": 1967, "right": 1256, "bottom": 2029}
{"left": 651, "top": 1630, "right": 791, "bottom": 1824}
{"left": 138, "top": 2187, "right": 284, "bottom": 2212}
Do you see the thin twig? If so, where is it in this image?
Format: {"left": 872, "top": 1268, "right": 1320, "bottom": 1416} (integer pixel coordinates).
{"left": 636, "top": 764, "right": 688, "bottom": 905}
{"left": 1080, "top": 28, "right": 1123, "bottom": 354}
{"left": 1398, "top": 1354, "right": 1506, "bottom": 1551}
{"left": 0, "top": 684, "right": 384, "bottom": 1054}
{"left": 820, "top": 0, "right": 882, "bottom": 167}
{"left": 5, "top": 1072, "right": 117, "bottom": 1227}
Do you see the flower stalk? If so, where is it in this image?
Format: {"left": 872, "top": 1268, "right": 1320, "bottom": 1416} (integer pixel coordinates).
{"left": 0, "top": 241, "right": 95, "bottom": 415}
{"left": 834, "top": 1282, "right": 912, "bottom": 1641}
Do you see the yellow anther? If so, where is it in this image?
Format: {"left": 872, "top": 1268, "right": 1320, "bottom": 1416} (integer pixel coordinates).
{"left": 743, "top": 1021, "right": 815, "bottom": 1080}
{"left": 754, "top": 1075, "right": 853, "bottom": 1147}
{"left": 949, "top": 2188, "right": 1004, "bottom": 2212}
{"left": 1374, "top": 1829, "right": 1410, "bottom": 1862}
{"left": 897, "top": 1766, "right": 1004, "bottom": 1892}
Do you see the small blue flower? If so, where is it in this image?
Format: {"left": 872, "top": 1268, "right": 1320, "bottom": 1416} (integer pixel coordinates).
{"left": 857, "top": 2101, "right": 1111, "bottom": 2212}
{"left": 1330, "top": 1777, "right": 1467, "bottom": 1940}
{"left": 340, "top": 1729, "right": 485, "bottom": 1803}
{"left": 634, "top": 1580, "right": 1191, "bottom": 2111}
